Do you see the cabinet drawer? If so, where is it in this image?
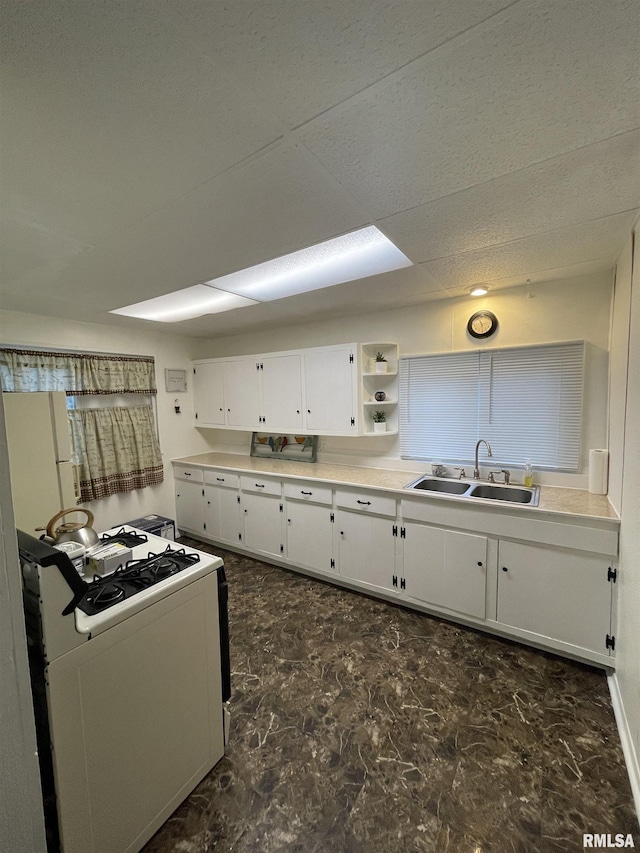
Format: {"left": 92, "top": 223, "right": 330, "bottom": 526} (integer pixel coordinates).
{"left": 335, "top": 488, "right": 396, "bottom": 517}
{"left": 240, "top": 474, "right": 282, "bottom": 497}
{"left": 174, "top": 466, "right": 203, "bottom": 484}
{"left": 283, "top": 480, "right": 332, "bottom": 505}
{"left": 204, "top": 470, "right": 239, "bottom": 489}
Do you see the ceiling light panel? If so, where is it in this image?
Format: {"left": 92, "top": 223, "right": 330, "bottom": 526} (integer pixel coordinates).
{"left": 205, "top": 226, "right": 412, "bottom": 301}
{"left": 110, "top": 285, "right": 258, "bottom": 322}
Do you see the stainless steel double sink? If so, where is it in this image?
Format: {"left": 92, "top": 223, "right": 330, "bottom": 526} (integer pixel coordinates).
{"left": 406, "top": 476, "right": 540, "bottom": 506}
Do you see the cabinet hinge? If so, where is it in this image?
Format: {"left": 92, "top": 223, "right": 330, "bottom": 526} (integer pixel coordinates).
{"left": 350, "top": 417, "right": 355, "bottom": 426}
{"left": 606, "top": 634, "right": 616, "bottom": 651}
{"left": 195, "top": 412, "right": 198, "bottom": 420}
{"left": 193, "top": 368, "right": 196, "bottom": 375}
{"left": 349, "top": 353, "right": 354, "bottom": 363}
{"left": 608, "top": 566, "right": 617, "bottom": 583}
{"left": 330, "top": 512, "right": 335, "bottom": 523}
{"left": 392, "top": 575, "right": 397, "bottom": 587}
{"left": 237, "top": 495, "right": 241, "bottom": 504}
{"left": 331, "top": 558, "right": 335, "bottom": 569}
{"left": 203, "top": 523, "right": 206, "bottom": 531}
{"left": 280, "top": 503, "right": 283, "bottom": 512}
{"left": 280, "top": 544, "right": 284, "bottom": 554}
{"left": 202, "top": 488, "right": 205, "bottom": 496}
{"left": 400, "top": 527, "right": 406, "bottom": 539}
{"left": 256, "top": 362, "right": 260, "bottom": 371}
{"left": 393, "top": 525, "right": 398, "bottom": 537}
{"left": 400, "top": 578, "right": 406, "bottom": 590}
{"left": 238, "top": 533, "right": 242, "bottom": 542}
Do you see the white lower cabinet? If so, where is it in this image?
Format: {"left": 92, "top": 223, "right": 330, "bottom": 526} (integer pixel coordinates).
{"left": 241, "top": 492, "right": 284, "bottom": 559}
{"left": 286, "top": 500, "right": 335, "bottom": 575}
{"left": 401, "top": 522, "right": 487, "bottom": 619}
{"left": 173, "top": 463, "right": 619, "bottom": 667}
{"left": 175, "top": 478, "right": 205, "bottom": 536}
{"left": 337, "top": 510, "right": 397, "bottom": 595}
{"left": 204, "top": 484, "right": 241, "bottom": 546}
{"left": 496, "top": 540, "right": 614, "bottom": 657}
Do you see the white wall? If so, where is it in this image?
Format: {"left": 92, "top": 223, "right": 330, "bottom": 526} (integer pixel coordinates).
{"left": 192, "top": 272, "right": 612, "bottom": 485}
{"left": 609, "top": 228, "right": 640, "bottom": 814}
{"left": 0, "top": 395, "right": 47, "bottom": 853}
{"left": 0, "top": 310, "right": 216, "bottom": 531}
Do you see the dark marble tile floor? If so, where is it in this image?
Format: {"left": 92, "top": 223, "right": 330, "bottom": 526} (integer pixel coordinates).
{"left": 143, "top": 540, "right": 639, "bottom": 853}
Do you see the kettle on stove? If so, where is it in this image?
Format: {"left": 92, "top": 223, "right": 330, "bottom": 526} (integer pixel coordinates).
{"left": 39, "top": 507, "right": 100, "bottom": 549}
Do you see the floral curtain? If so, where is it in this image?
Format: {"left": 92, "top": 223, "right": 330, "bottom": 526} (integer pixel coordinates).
{"left": 0, "top": 347, "right": 156, "bottom": 395}
{"left": 69, "top": 407, "right": 164, "bottom": 502}
{"left": 1, "top": 346, "right": 164, "bottom": 503}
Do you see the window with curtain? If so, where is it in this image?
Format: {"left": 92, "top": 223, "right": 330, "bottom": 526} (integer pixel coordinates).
{"left": 399, "top": 341, "right": 584, "bottom": 471}
{"left": 0, "top": 347, "right": 163, "bottom": 502}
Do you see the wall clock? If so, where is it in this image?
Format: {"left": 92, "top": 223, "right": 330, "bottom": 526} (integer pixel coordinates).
{"left": 467, "top": 310, "right": 498, "bottom": 339}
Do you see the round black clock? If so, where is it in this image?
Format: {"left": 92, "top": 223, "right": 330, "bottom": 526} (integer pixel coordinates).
{"left": 467, "top": 310, "right": 498, "bottom": 339}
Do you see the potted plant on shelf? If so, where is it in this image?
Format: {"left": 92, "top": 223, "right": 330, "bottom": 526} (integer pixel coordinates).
{"left": 373, "top": 410, "right": 387, "bottom": 433}
{"left": 374, "top": 352, "right": 388, "bottom": 373}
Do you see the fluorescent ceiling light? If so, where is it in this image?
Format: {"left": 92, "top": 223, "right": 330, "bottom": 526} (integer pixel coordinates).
{"left": 110, "top": 226, "right": 411, "bottom": 322}
{"left": 205, "top": 226, "right": 412, "bottom": 301}
{"left": 110, "top": 285, "right": 258, "bottom": 322}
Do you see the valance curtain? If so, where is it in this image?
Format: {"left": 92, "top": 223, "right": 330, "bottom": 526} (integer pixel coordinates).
{"left": 1, "top": 346, "right": 163, "bottom": 502}
{"left": 0, "top": 347, "right": 156, "bottom": 395}
{"left": 69, "top": 407, "right": 164, "bottom": 502}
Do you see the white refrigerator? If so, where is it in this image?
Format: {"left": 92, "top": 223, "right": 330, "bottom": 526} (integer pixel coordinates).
{"left": 3, "top": 391, "right": 77, "bottom": 536}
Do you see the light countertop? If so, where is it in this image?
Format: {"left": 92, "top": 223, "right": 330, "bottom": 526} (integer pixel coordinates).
{"left": 172, "top": 452, "right": 619, "bottom": 523}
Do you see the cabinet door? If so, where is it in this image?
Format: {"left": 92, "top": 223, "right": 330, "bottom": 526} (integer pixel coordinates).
{"left": 260, "top": 354, "right": 303, "bottom": 432}
{"left": 223, "top": 359, "right": 261, "bottom": 428}
{"left": 304, "top": 346, "right": 356, "bottom": 433}
{"left": 193, "top": 362, "right": 225, "bottom": 426}
{"left": 204, "top": 484, "right": 241, "bottom": 545}
{"left": 241, "top": 492, "right": 283, "bottom": 559}
{"left": 337, "top": 510, "right": 396, "bottom": 594}
{"left": 402, "top": 523, "right": 487, "bottom": 619}
{"left": 286, "top": 501, "right": 334, "bottom": 574}
{"left": 497, "top": 541, "right": 612, "bottom": 655}
{"left": 175, "top": 480, "right": 205, "bottom": 536}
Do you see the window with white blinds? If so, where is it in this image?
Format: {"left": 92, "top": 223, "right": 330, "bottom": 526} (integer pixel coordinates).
{"left": 399, "top": 341, "right": 584, "bottom": 470}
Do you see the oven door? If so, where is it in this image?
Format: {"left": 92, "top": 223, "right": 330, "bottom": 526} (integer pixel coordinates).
{"left": 46, "top": 570, "right": 224, "bottom": 853}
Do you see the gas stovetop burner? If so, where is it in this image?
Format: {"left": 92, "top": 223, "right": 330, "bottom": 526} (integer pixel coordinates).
{"left": 99, "top": 527, "right": 149, "bottom": 549}
{"left": 84, "top": 582, "right": 126, "bottom": 612}
{"left": 76, "top": 547, "right": 200, "bottom": 616}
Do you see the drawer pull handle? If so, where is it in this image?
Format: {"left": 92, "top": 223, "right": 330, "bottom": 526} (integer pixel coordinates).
{"left": 255, "top": 483, "right": 265, "bottom": 488}
{"left": 184, "top": 472, "right": 192, "bottom": 476}
{"left": 301, "top": 490, "right": 313, "bottom": 495}
{"left": 216, "top": 477, "right": 225, "bottom": 482}
{"left": 356, "top": 500, "right": 371, "bottom": 506}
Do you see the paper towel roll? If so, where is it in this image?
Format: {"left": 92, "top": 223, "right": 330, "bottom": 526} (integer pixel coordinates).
{"left": 588, "top": 449, "right": 609, "bottom": 495}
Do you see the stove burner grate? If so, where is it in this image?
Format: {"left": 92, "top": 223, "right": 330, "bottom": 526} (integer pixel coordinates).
{"left": 99, "top": 527, "right": 149, "bottom": 549}
{"left": 76, "top": 546, "right": 201, "bottom": 616}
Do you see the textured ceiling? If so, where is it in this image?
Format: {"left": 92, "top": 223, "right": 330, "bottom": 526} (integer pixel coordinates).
{"left": 1, "top": 0, "right": 639, "bottom": 338}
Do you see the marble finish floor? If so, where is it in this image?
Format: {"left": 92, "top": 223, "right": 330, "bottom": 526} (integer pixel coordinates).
{"left": 143, "top": 541, "right": 639, "bottom": 853}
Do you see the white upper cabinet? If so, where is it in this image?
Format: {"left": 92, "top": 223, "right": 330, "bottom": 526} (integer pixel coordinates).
{"left": 192, "top": 343, "right": 358, "bottom": 435}
{"left": 193, "top": 362, "right": 225, "bottom": 426}
{"left": 260, "top": 354, "right": 303, "bottom": 432}
{"left": 303, "top": 344, "right": 357, "bottom": 434}
{"left": 223, "top": 359, "right": 261, "bottom": 428}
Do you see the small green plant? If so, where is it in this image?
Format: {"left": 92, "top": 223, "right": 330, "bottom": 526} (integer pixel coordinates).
{"left": 373, "top": 410, "right": 386, "bottom": 423}
{"left": 375, "top": 352, "right": 387, "bottom": 362}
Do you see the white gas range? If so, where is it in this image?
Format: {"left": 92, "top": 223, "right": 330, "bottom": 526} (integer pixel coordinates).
{"left": 18, "top": 525, "right": 230, "bottom": 853}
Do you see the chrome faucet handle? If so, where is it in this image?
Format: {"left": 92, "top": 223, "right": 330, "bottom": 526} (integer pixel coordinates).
{"left": 452, "top": 467, "right": 466, "bottom": 479}
{"left": 488, "top": 469, "right": 511, "bottom": 484}
{"left": 431, "top": 463, "right": 447, "bottom": 477}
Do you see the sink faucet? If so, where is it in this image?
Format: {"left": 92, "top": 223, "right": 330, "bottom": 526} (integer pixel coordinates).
{"left": 474, "top": 439, "right": 492, "bottom": 479}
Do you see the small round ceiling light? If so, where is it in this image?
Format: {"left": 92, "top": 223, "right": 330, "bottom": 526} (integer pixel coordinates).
{"left": 468, "top": 284, "right": 489, "bottom": 297}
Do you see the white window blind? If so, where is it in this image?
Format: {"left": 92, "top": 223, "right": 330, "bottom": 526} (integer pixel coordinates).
{"left": 400, "top": 342, "right": 584, "bottom": 470}
{"left": 399, "top": 352, "right": 480, "bottom": 460}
